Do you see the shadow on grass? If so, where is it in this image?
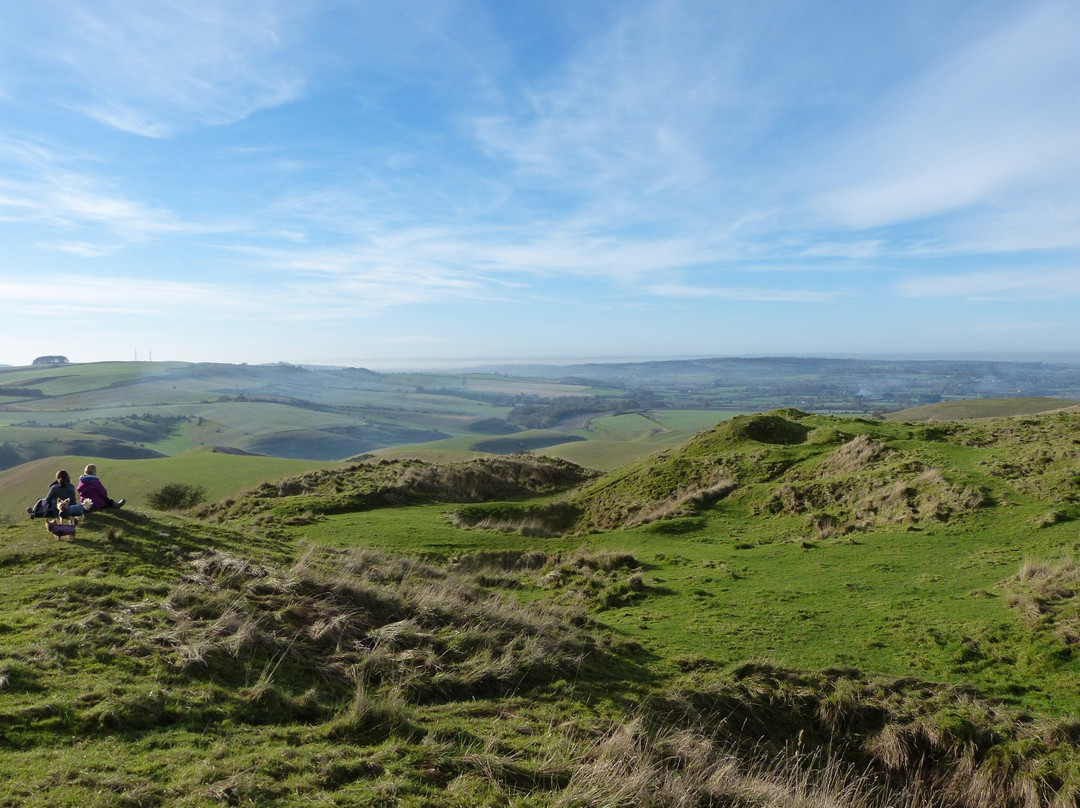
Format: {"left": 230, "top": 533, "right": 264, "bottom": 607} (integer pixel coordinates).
{"left": 66, "top": 508, "right": 292, "bottom": 576}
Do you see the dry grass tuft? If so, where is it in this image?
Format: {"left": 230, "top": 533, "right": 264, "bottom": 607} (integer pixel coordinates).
{"left": 1005, "top": 557, "right": 1080, "bottom": 645}
{"left": 623, "top": 479, "right": 738, "bottom": 528}
{"left": 768, "top": 465, "right": 988, "bottom": 538}
{"left": 621, "top": 665, "right": 1080, "bottom": 808}
{"left": 196, "top": 454, "right": 598, "bottom": 523}
{"left": 558, "top": 717, "right": 937, "bottom": 808}
{"left": 821, "top": 434, "right": 891, "bottom": 475}
{"left": 159, "top": 546, "right": 609, "bottom": 707}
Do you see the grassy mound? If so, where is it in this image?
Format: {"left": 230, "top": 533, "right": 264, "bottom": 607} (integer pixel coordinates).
{"left": 6, "top": 506, "right": 1080, "bottom": 806}
{"left": 888, "top": 397, "right": 1080, "bottom": 421}
{"left": 563, "top": 409, "right": 1080, "bottom": 535}
{"left": 194, "top": 454, "right": 598, "bottom": 524}
{"left": 6, "top": 408, "right": 1080, "bottom": 805}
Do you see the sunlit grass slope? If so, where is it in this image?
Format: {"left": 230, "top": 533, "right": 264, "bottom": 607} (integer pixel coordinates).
{"left": 0, "top": 449, "right": 329, "bottom": 523}
{"left": 3, "top": 360, "right": 728, "bottom": 473}
{"left": 214, "top": 408, "right": 1080, "bottom": 713}
{"left": 367, "top": 411, "right": 740, "bottom": 472}
{"left": 4, "top": 407, "right": 1080, "bottom": 805}
{"left": 887, "top": 396, "right": 1080, "bottom": 421}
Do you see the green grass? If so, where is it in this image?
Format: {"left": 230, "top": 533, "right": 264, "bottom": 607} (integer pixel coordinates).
{"left": 276, "top": 495, "right": 1077, "bottom": 713}
{"left": 888, "top": 397, "right": 1080, "bottom": 421}
{"left": 0, "top": 450, "right": 330, "bottom": 523}
{"left": 537, "top": 439, "right": 675, "bottom": 471}
{"left": 5, "top": 407, "right": 1080, "bottom": 805}
{"left": 1, "top": 361, "right": 737, "bottom": 476}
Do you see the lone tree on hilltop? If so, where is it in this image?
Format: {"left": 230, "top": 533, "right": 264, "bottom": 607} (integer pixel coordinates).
{"left": 32, "top": 355, "right": 69, "bottom": 366}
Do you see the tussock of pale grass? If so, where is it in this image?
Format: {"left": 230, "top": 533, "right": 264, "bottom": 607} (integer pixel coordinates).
{"left": 160, "top": 546, "right": 609, "bottom": 708}
{"left": 820, "top": 434, "right": 891, "bottom": 475}
{"left": 1005, "top": 557, "right": 1080, "bottom": 646}
{"left": 558, "top": 717, "right": 939, "bottom": 808}
{"left": 623, "top": 478, "right": 738, "bottom": 528}
{"left": 198, "top": 455, "right": 597, "bottom": 522}
{"left": 769, "top": 466, "right": 988, "bottom": 538}
{"left": 646, "top": 664, "right": 1080, "bottom": 808}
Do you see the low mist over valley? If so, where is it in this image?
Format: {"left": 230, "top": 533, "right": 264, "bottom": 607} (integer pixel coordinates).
{"left": 2, "top": 355, "right": 1080, "bottom": 475}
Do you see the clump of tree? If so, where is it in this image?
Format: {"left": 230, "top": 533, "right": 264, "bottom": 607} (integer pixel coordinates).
{"left": 508, "top": 396, "right": 619, "bottom": 429}
{"left": 148, "top": 482, "right": 206, "bottom": 510}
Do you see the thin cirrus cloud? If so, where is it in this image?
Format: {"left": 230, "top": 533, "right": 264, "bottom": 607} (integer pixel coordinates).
{"left": 0, "top": 275, "right": 251, "bottom": 318}
{"left": 11, "top": 0, "right": 306, "bottom": 138}
{"left": 813, "top": 1, "right": 1080, "bottom": 235}
{"left": 0, "top": 1, "right": 1078, "bottom": 364}
{"left": 0, "top": 169, "right": 185, "bottom": 245}
{"left": 648, "top": 283, "right": 841, "bottom": 304}
{"left": 469, "top": 1, "right": 759, "bottom": 218}
{"left": 0, "top": 273, "right": 368, "bottom": 324}
{"left": 0, "top": 137, "right": 197, "bottom": 244}
{"left": 898, "top": 268, "right": 1080, "bottom": 300}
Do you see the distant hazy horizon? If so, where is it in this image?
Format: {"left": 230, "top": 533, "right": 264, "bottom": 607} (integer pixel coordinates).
{"left": 6, "top": 350, "right": 1080, "bottom": 375}
{"left": 1, "top": 2, "right": 1078, "bottom": 365}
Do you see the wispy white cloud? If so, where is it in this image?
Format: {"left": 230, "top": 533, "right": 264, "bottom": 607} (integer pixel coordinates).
{"left": 41, "top": 241, "right": 118, "bottom": 258}
{"left": 648, "top": 282, "right": 841, "bottom": 303}
{"left": 7, "top": 0, "right": 306, "bottom": 137}
{"left": 0, "top": 136, "right": 225, "bottom": 247}
{"left": 233, "top": 220, "right": 740, "bottom": 297}
{"left": 470, "top": 1, "right": 746, "bottom": 210}
{"left": 0, "top": 274, "right": 333, "bottom": 321}
{"left": 814, "top": 1, "right": 1080, "bottom": 234}
{"left": 898, "top": 268, "right": 1080, "bottom": 300}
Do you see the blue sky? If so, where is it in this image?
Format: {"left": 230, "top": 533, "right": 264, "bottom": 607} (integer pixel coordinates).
{"left": 1, "top": 0, "right": 1079, "bottom": 368}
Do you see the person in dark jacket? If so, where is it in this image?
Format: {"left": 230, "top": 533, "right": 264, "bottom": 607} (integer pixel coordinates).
{"left": 27, "top": 469, "right": 81, "bottom": 518}
{"left": 77, "top": 464, "right": 125, "bottom": 510}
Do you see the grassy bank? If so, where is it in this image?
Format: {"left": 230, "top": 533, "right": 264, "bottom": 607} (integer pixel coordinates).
{"left": 2, "top": 408, "right": 1080, "bottom": 805}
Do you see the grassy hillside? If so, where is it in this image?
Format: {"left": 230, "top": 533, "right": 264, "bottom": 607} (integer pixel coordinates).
{"left": 528, "top": 408, "right": 1078, "bottom": 536}
{"left": 4, "top": 408, "right": 1080, "bottom": 805}
{"left": 0, "top": 361, "right": 728, "bottom": 474}
{"left": 887, "top": 397, "right": 1080, "bottom": 421}
{"left": 0, "top": 449, "right": 329, "bottom": 524}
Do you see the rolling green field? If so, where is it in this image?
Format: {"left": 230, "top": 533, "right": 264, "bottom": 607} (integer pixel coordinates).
{"left": 0, "top": 449, "right": 331, "bottom": 524}
{"left": 0, "top": 361, "right": 733, "bottom": 477}
{"left": 884, "top": 397, "right": 1080, "bottom": 421}
{"left": 2, "top": 404, "right": 1080, "bottom": 806}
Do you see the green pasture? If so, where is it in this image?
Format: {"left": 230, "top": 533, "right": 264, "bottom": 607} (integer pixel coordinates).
{"left": 540, "top": 439, "right": 674, "bottom": 470}
{"left": 394, "top": 372, "right": 604, "bottom": 397}
{"left": 4, "top": 406, "right": 1080, "bottom": 804}
{"left": 282, "top": 491, "right": 1080, "bottom": 716}
{"left": 0, "top": 449, "right": 329, "bottom": 523}
{"left": 888, "top": 397, "right": 1080, "bottom": 421}
{"left": 3, "top": 361, "right": 686, "bottom": 475}
{"left": 363, "top": 411, "right": 737, "bottom": 472}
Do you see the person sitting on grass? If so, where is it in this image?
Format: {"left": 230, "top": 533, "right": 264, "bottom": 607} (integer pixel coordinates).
{"left": 27, "top": 469, "right": 84, "bottom": 519}
{"left": 77, "top": 464, "right": 125, "bottom": 511}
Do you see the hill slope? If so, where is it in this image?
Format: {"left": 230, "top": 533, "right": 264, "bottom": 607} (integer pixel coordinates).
{"left": 887, "top": 397, "right": 1080, "bottom": 421}
{"left": 5, "top": 411, "right": 1080, "bottom": 805}
{"left": 557, "top": 409, "right": 1079, "bottom": 535}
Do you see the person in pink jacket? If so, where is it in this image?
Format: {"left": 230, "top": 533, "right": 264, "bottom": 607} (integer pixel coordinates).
{"left": 77, "top": 464, "right": 125, "bottom": 510}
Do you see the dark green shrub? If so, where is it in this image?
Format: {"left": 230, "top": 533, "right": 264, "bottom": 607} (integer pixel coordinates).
{"left": 148, "top": 482, "right": 206, "bottom": 510}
